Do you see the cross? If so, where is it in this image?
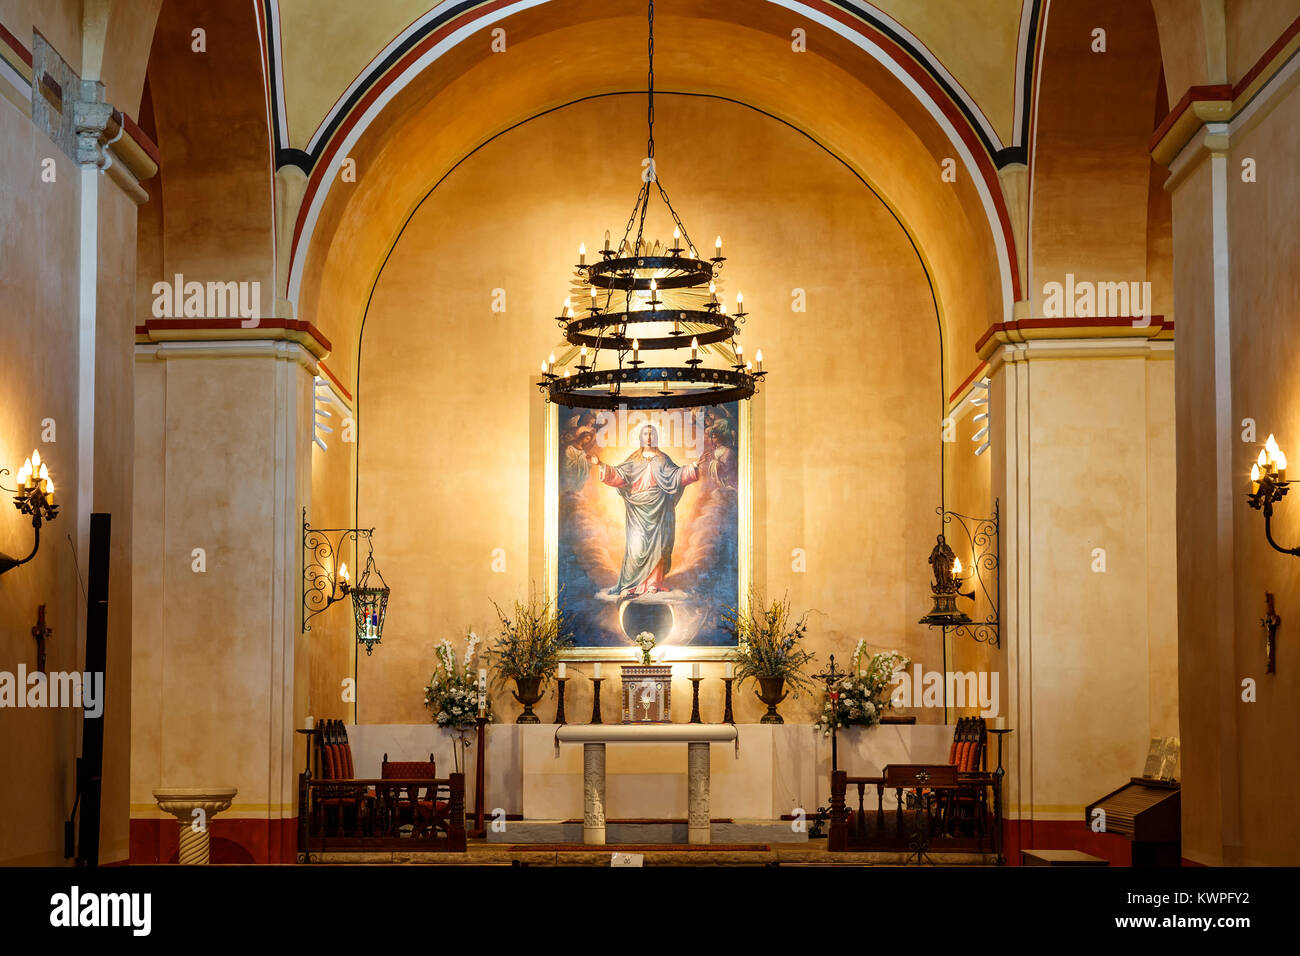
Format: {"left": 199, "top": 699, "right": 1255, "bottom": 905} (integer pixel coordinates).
{"left": 1262, "top": 592, "right": 1281, "bottom": 674}
{"left": 32, "top": 603, "right": 51, "bottom": 672}
{"left": 814, "top": 654, "right": 847, "bottom": 772}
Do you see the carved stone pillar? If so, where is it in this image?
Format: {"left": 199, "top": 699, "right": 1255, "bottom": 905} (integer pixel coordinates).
{"left": 153, "top": 787, "right": 237, "bottom": 864}
{"left": 687, "top": 741, "right": 711, "bottom": 844}
{"left": 582, "top": 743, "right": 606, "bottom": 845}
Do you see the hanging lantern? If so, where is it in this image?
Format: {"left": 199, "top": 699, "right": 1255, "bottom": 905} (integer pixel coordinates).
{"left": 350, "top": 552, "right": 390, "bottom": 655}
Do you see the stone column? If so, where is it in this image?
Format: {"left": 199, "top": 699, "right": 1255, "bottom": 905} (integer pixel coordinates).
{"left": 687, "top": 741, "right": 711, "bottom": 845}
{"left": 582, "top": 742, "right": 606, "bottom": 844}
{"left": 153, "top": 788, "right": 237, "bottom": 864}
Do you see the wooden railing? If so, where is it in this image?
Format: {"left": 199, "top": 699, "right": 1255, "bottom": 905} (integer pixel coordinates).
{"left": 297, "top": 772, "right": 466, "bottom": 860}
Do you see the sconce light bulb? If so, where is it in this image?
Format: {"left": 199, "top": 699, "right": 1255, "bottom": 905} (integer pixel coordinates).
{"left": 649, "top": 278, "right": 657, "bottom": 292}
{"left": 1258, "top": 449, "right": 1269, "bottom": 470}
{"left": 715, "top": 235, "right": 722, "bottom": 251}
{"left": 44, "top": 478, "right": 53, "bottom": 504}
{"left": 737, "top": 291, "right": 744, "bottom": 308}
{"left": 39, "top": 463, "right": 48, "bottom": 482}
{"left": 632, "top": 338, "right": 640, "bottom": 351}
{"left": 953, "top": 557, "right": 963, "bottom": 575}
{"left": 1266, "top": 433, "right": 1280, "bottom": 459}
{"left": 1252, "top": 463, "right": 1261, "bottom": 482}
{"left": 31, "top": 450, "right": 40, "bottom": 472}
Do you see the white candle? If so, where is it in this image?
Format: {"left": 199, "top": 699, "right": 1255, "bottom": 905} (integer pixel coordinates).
{"left": 304, "top": 715, "right": 314, "bottom": 730}
{"left": 725, "top": 662, "right": 734, "bottom": 679}
{"left": 558, "top": 662, "right": 566, "bottom": 679}
{"left": 593, "top": 662, "right": 602, "bottom": 679}
{"left": 993, "top": 717, "right": 1006, "bottom": 730}
{"left": 692, "top": 663, "right": 700, "bottom": 679}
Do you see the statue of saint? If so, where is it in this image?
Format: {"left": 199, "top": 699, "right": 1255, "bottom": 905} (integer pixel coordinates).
{"left": 593, "top": 425, "right": 707, "bottom": 597}
{"left": 928, "top": 534, "right": 958, "bottom": 592}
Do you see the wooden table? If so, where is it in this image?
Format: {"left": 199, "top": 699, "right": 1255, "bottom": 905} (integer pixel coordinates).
{"left": 554, "top": 724, "right": 738, "bottom": 845}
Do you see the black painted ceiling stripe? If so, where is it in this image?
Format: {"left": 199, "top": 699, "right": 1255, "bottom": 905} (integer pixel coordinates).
{"left": 268, "top": 0, "right": 1040, "bottom": 174}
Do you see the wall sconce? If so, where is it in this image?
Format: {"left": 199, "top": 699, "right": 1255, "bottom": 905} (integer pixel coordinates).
{"left": 303, "top": 509, "right": 390, "bottom": 654}
{"left": 0, "top": 450, "right": 59, "bottom": 576}
{"left": 1247, "top": 434, "right": 1299, "bottom": 557}
{"left": 919, "top": 502, "right": 1000, "bottom": 646}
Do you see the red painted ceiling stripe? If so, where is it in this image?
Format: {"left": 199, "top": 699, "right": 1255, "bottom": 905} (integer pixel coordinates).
{"left": 290, "top": 0, "right": 1022, "bottom": 303}
{"left": 316, "top": 360, "right": 353, "bottom": 401}
{"left": 291, "top": 0, "right": 516, "bottom": 264}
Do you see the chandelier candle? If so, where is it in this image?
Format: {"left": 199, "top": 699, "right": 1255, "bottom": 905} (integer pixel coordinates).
{"left": 534, "top": 0, "right": 768, "bottom": 411}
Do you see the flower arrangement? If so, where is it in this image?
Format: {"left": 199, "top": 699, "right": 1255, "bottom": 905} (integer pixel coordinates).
{"left": 725, "top": 592, "right": 816, "bottom": 696}
{"left": 423, "top": 631, "right": 490, "bottom": 730}
{"left": 633, "top": 631, "right": 658, "bottom": 665}
{"left": 487, "top": 592, "right": 573, "bottom": 684}
{"left": 815, "top": 639, "right": 909, "bottom": 735}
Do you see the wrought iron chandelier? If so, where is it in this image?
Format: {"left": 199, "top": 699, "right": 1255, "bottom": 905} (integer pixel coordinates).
{"left": 538, "top": 0, "right": 767, "bottom": 410}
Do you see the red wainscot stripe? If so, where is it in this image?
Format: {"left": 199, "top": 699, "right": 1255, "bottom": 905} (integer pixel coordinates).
{"left": 1001, "top": 818, "right": 1133, "bottom": 866}
{"left": 130, "top": 817, "right": 298, "bottom": 865}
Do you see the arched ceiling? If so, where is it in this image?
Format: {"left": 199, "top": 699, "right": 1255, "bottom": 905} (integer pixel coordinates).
{"left": 271, "top": 0, "right": 1035, "bottom": 160}
{"left": 289, "top": 0, "right": 1019, "bottom": 395}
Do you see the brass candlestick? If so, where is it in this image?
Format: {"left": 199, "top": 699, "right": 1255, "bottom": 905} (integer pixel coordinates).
{"left": 723, "top": 677, "right": 735, "bottom": 723}
{"left": 689, "top": 678, "right": 703, "bottom": 723}
{"left": 590, "top": 677, "right": 604, "bottom": 724}
{"left": 554, "top": 677, "right": 568, "bottom": 725}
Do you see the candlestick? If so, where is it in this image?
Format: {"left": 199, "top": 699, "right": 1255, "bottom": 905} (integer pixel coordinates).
{"left": 590, "top": 677, "right": 604, "bottom": 724}
{"left": 554, "top": 677, "right": 568, "bottom": 725}
{"left": 689, "top": 677, "right": 703, "bottom": 723}
{"left": 722, "top": 677, "right": 735, "bottom": 724}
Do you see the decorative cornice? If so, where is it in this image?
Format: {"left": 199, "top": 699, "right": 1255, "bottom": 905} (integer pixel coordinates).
{"left": 974, "top": 315, "right": 1172, "bottom": 361}
{"left": 135, "top": 318, "right": 332, "bottom": 360}
{"left": 1150, "top": 14, "right": 1300, "bottom": 167}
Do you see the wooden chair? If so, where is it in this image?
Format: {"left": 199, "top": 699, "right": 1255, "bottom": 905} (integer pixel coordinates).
{"left": 380, "top": 753, "right": 452, "bottom": 839}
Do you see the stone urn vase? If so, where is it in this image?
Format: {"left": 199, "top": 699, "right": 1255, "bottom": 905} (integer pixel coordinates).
{"left": 756, "top": 677, "right": 789, "bottom": 724}
{"left": 512, "top": 676, "right": 544, "bottom": 723}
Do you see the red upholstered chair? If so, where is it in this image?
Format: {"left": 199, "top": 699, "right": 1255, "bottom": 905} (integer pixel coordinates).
{"left": 313, "top": 720, "right": 370, "bottom": 834}
{"left": 946, "top": 717, "right": 990, "bottom": 841}
{"left": 381, "top": 753, "right": 452, "bottom": 838}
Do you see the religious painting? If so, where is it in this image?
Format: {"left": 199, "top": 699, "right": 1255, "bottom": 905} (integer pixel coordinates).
{"left": 549, "top": 401, "right": 746, "bottom": 655}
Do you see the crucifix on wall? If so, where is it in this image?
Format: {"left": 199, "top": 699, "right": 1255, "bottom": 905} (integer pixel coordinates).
{"left": 32, "top": 603, "right": 51, "bottom": 672}
{"left": 1262, "top": 592, "right": 1280, "bottom": 674}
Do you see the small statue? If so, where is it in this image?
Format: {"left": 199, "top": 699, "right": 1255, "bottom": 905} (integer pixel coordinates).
{"left": 928, "top": 534, "right": 959, "bottom": 593}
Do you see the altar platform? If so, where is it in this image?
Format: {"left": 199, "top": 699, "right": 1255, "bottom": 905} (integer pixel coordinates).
{"left": 346, "top": 721, "right": 955, "bottom": 839}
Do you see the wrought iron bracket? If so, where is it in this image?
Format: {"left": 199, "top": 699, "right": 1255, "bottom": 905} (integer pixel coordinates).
{"left": 302, "top": 508, "right": 373, "bottom": 632}
{"left": 934, "top": 500, "right": 1000, "bottom": 647}
{"left": 1248, "top": 480, "right": 1300, "bottom": 557}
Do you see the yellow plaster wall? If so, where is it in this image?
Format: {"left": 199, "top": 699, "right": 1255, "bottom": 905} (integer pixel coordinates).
{"left": 345, "top": 94, "right": 944, "bottom": 726}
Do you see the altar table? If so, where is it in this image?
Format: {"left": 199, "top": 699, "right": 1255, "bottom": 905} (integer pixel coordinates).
{"left": 554, "top": 724, "right": 739, "bottom": 844}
